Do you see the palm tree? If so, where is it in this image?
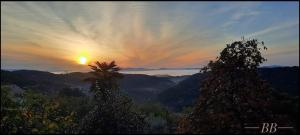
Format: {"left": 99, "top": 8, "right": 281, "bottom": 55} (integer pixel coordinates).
{"left": 84, "top": 61, "right": 123, "bottom": 101}
{"left": 78, "top": 61, "right": 146, "bottom": 134}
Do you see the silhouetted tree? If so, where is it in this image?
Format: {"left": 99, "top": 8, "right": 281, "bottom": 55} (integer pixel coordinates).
{"left": 78, "top": 61, "right": 146, "bottom": 134}
{"left": 177, "top": 39, "right": 296, "bottom": 134}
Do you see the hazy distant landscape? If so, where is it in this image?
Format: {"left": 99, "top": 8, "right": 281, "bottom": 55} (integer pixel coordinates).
{"left": 47, "top": 68, "right": 201, "bottom": 76}
{"left": 2, "top": 66, "right": 298, "bottom": 109}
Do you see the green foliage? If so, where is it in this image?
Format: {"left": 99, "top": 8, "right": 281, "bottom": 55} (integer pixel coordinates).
{"left": 55, "top": 95, "right": 95, "bottom": 121}
{"left": 136, "top": 102, "right": 178, "bottom": 133}
{"left": 20, "top": 90, "right": 78, "bottom": 134}
{"left": 1, "top": 86, "right": 22, "bottom": 134}
{"left": 1, "top": 86, "right": 77, "bottom": 134}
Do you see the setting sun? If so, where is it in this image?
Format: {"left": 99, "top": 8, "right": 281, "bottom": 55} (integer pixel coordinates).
{"left": 78, "top": 56, "right": 87, "bottom": 65}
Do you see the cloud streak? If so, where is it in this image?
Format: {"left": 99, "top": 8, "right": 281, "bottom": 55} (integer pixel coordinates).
{"left": 1, "top": 2, "right": 299, "bottom": 71}
{"left": 246, "top": 21, "right": 299, "bottom": 38}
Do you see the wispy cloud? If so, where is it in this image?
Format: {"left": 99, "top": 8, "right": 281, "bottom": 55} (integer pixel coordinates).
{"left": 1, "top": 2, "right": 299, "bottom": 71}
{"left": 245, "top": 21, "right": 299, "bottom": 38}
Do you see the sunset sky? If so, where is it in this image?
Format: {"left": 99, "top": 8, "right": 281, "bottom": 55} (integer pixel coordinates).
{"left": 1, "top": 2, "right": 299, "bottom": 72}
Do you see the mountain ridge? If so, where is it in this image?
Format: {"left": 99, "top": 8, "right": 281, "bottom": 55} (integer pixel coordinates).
{"left": 157, "top": 66, "right": 299, "bottom": 111}
{"left": 1, "top": 66, "right": 299, "bottom": 109}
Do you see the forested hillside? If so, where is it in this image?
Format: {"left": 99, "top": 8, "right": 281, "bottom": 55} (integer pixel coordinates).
{"left": 158, "top": 67, "right": 299, "bottom": 111}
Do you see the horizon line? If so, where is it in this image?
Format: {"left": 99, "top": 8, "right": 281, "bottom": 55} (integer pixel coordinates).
{"left": 1, "top": 65, "right": 299, "bottom": 72}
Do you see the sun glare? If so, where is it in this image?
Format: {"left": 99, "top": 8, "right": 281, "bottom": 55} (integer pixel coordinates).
{"left": 78, "top": 56, "right": 87, "bottom": 65}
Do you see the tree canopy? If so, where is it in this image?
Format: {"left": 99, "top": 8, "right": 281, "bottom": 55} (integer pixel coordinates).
{"left": 177, "top": 39, "right": 297, "bottom": 134}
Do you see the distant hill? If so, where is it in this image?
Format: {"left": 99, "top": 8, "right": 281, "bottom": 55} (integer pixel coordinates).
{"left": 156, "top": 73, "right": 206, "bottom": 112}
{"left": 1, "top": 70, "right": 89, "bottom": 94}
{"left": 1, "top": 70, "right": 179, "bottom": 102}
{"left": 258, "top": 67, "right": 299, "bottom": 95}
{"left": 1, "top": 67, "right": 298, "bottom": 109}
{"left": 157, "top": 67, "right": 299, "bottom": 111}
{"left": 119, "top": 74, "right": 175, "bottom": 102}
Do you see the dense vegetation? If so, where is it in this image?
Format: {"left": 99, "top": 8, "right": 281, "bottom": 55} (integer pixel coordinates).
{"left": 158, "top": 67, "right": 299, "bottom": 112}
{"left": 1, "top": 86, "right": 79, "bottom": 133}
{"left": 1, "top": 39, "right": 298, "bottom": 134}
{"left": 77, "top": 61, "right": 146, "bottom": 133}
{"left": 177, "top": 39, "right": 298, "bottom": 134}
